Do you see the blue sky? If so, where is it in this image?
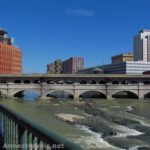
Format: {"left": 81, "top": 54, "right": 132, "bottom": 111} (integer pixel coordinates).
{"left": 0, "top": 0, "right": 150, "bottom": 73}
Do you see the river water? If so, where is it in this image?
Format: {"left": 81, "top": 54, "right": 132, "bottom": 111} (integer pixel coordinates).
{"left": 0, "top": 97, "right": 150, "bottom": 150}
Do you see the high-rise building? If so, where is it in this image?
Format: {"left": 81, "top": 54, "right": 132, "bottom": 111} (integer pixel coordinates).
{"left": 47, "top": 59, "right": 63, "bottom": 74}
{"left": 47, "top": 63, "right": 55, "bottom": 74}
{"left": 47, "top": 57, "right": 84, "bottom": 74}
{"left": 112, "top": 53, "right": 133, "bottom": 64}
{"left": 54, "top": 59, "right": 63, "bottom": 74}
{"left": 63, "top": 57, "right": 84, "bottom": 73}
{"left": 0, "top": 29, "right": 22, "bottom": 74}
{"left": 134, "top": 29, "right": 150, "bottom": 62}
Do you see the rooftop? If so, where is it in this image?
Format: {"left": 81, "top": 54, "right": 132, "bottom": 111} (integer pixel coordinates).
{"left": 139, "top": 29, "right": 150, "bottom": 33}
{"left": 0, "top": 28, "right": 7, "bottom": 34}
{"left": 112, "top": 53, "right": 133, "bottom": 58}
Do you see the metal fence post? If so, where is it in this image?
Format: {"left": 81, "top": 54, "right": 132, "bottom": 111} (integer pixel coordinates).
{"left": 18, "top": 124, "right": 26, "bottom": 150}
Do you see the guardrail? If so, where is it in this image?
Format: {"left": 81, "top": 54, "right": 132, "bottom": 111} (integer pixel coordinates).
{"left": 0, "top": 104, "right": 83, "bottom": 150}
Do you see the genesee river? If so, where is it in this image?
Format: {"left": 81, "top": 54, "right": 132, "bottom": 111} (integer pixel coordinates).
{"left": 1, "top": 96, "right": 150, "bottom": 150}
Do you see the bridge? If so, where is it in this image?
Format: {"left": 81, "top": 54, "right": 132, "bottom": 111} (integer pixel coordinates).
{"left": 0, "top": 74, "right": 150, "bottom": 99}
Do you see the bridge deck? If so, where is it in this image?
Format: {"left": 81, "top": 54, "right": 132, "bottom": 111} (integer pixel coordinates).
{"left": 0, "top": 73, "right": 149, "bottom": 78}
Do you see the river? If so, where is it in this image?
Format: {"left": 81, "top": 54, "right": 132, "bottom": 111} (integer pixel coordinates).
{"left": 0, "top": 96, "right": 150, "bottom": 150}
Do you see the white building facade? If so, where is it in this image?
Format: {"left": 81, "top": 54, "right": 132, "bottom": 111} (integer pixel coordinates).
{"left": 78, "top": 61, "right": 150, "bottom": 75}
{"left": 134, "top": 30, "right": 150, "bottom": 62}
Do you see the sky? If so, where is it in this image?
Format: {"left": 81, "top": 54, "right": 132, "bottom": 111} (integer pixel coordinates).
{"left": 0, "top": 0, "right": 150, "bottom": 73}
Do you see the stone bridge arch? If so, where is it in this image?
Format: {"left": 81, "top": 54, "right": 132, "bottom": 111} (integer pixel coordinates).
{"left": 142, "top": 90, "right": 150, "bottom": 99}
{"left": 12, "top": 89, "right": 41, "bottom": 97}
{"left": 0, "top": 90, "right": 7, "bottom": 98}
{"left": 44, "top": 90, "right": 74, "bottom": 98}
{"left": 77, "top": 90, "right": 106, "bottom": 99}
{"left": 111, "top": 90, "right": 139, "bottom": 99}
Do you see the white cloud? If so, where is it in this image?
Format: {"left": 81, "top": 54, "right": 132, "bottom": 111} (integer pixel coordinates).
{"left": 65, "top": 9, "right": 94, "bottom": 17}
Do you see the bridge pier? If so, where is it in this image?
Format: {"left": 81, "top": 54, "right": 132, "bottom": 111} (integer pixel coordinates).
{"left": 138, "top": 92, "right": 144, "bottom": 99}
{"left": 138, "top": 83, "right": 144, "bottom": 99}
{"left": 38, "top": 95, "right": 50, "bottom": 100}
{"left": 106, "top": 95, "right": 112, "bottom": 99}
{"left": 73, "top": 91, "right": 80, "bottom": 99}
{"left": 6, "top": 95, "right": 14, "bottom": 99}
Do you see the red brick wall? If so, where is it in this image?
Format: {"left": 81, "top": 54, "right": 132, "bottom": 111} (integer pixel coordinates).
{"left": 0, "top": 43, "right": 22, "bottom": 74}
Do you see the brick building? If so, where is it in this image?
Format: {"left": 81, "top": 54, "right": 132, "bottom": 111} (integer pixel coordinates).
{"left": 47, "top": 57, "right": 84, "bottom": 74}
{"left": 0, "top": 29, "right": 22, "bottom": 74}
{"left": 111, "top": 53, "right": 133, "bottom": 64}
{"left": 47, "top": 59, "right": 62, "bottom": 74}
{"left": 63, "top": 57, "right": 84, "bottom": 73}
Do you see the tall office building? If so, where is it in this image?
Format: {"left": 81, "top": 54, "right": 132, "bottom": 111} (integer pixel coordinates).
{"left": 54, "top": 59, "right": 63, "bottom": 74}
{"left": 47, "top": 59, "right": 63, "bottom": 74}
{"left": 0, "top": 29, "right": 22, "bottom": 74}
{"left": 134, "top": 29, "right": 150, "bottom": 62}
{"left": 63, "top": 57, "right": 84, "bottom": 73}
{"left": 47, "top": 57, "right": 84, "bottom": 74}
{"left": 47, "top": 63, "right": 55, "bottom": 74}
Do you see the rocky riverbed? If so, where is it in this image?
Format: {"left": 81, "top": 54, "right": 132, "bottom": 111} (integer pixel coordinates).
{"left": 53, "top": 99, "right": 150, "bottom": 149}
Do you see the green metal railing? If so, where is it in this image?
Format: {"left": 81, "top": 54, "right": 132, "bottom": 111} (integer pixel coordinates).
{"left": 0, "top": 104, "right": 83, "bottom": 150}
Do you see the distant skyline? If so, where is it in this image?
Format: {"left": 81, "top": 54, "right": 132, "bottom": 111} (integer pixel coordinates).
{"left": 0, "top": 0, "right": 150, "bottom": 73}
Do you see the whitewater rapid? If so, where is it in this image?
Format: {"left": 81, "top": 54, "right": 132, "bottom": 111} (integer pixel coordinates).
{"left": 74, "top": 124, "right": 124, "bottom": 150}
{"left": 73, "top": 121, "right": 145, "bottom": 150}
{"left": 110, "top": 124, "right": 143, "bottom": 138}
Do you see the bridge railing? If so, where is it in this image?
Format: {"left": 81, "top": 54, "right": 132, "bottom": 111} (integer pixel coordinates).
{"left": 0, "top": 104, "right": 83, "bottom": 150}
